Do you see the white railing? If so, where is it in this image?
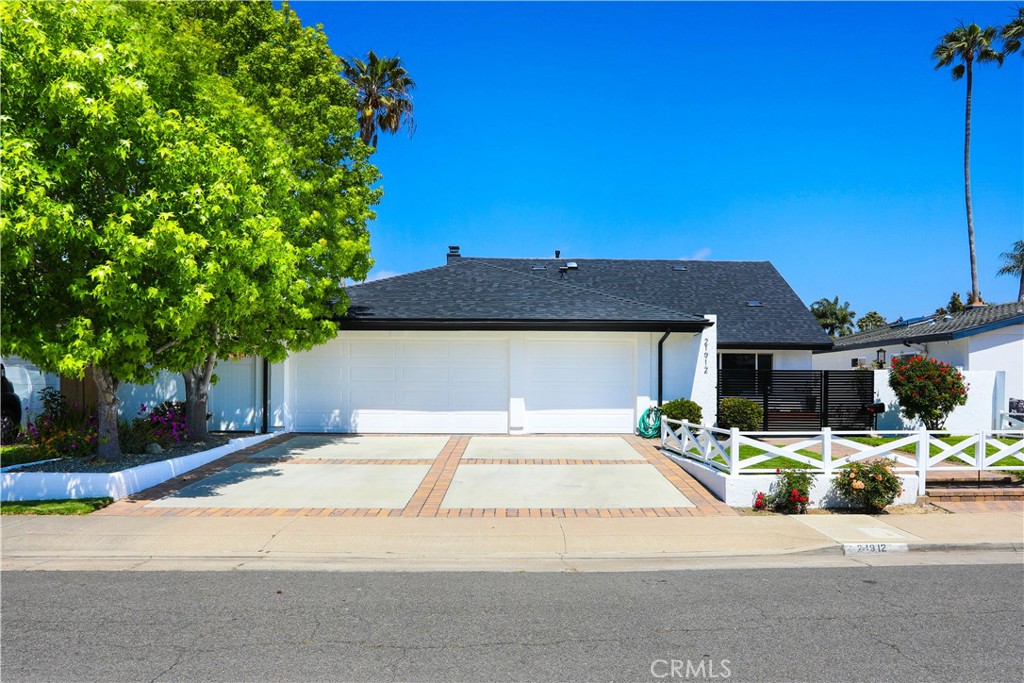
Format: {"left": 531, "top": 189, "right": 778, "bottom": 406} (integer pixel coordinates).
{"left": 660, "top": 418, "right": 1024, "bottom": 496}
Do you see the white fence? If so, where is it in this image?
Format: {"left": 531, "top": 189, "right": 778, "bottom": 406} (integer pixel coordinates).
{"left": 661, "top": 418, "right": 1024, "bottom": 497}
{"left": 999, "top": 411, "right": 1024, "bottom": 431}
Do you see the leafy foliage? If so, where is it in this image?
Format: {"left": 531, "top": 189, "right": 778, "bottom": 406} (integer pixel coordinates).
{"left": 856, "top": 311, "right": 887, "bottom": 332}
{"left": 26, "top": 388, "right": 98, "bottom": 460}
{"left": 832, "top": 459, "right": 903, "bottom": 513}
{"left": 660, "top": 398, "right": 703, "bottom": 424}
{"left": 718, "top": 398, "right": 764, "bottom": 432}
{"left": 888, "top": 356, "right": 968, "bottom": 429}
{"left": 1001, "top": 6, "right": 1024, "bottom": 55}
{"left": 810, "top": 297, "right": 857, "bottom": 338}
{"left": 341, "top": 50, "right": 416, "bottom": 148}
{"left": 996, "top": 239, "right": 1024, "bottom": 302}
{"left": 753, "top": 469, "right": 814, "bottom": 514}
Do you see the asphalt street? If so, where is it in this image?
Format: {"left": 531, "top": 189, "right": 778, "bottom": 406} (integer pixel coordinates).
{"left": 2, "top": 562, "right": 1022, "bottom": 682}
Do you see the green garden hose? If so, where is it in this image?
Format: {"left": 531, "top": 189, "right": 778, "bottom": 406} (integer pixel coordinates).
{"left": 637, "top": 406, "right": 661, "bottom": 438}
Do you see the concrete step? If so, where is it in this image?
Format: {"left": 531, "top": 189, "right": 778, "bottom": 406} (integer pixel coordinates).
{"left": 926, "top": 487, "right": 1024, "bottom": 502}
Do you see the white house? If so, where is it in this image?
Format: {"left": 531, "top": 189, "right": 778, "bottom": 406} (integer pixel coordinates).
{"left": 813, "top": 302, "right": 1024, "bottom": 415}
{"left": 5, "top": 249, "right": 833, "bottom": 435}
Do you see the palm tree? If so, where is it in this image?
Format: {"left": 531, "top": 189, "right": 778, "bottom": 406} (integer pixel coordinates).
{"left": 856, "top": 311, "right": 887, "bottom": 332}
{"left": 1002, "top": 6, "right": 1024, "bottom": 54}
{"left": 933, "top": 24, "right": 1004, "bottom": 305}
{"left": 341, "top": 51, "right": 416, "bottom": 148}
{"left": 810, "top": 296, "right": 857, "bottom": 338}
{"left": 997, "top": 239, "right": 1024, "bottom": 302}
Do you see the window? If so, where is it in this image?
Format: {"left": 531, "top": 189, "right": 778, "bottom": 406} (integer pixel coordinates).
{"left": 719, "top": 353, "right": 773, "bottom": 370}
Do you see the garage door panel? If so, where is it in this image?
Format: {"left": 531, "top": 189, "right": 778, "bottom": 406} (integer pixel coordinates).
{"left": 347, "top": 385, "right": 397, "bottom": 409}
{"left": 451, "top": 387, "right": 507, "bottom": 411}
{"left": 400, "top": 365, "right": 448, "bottom": 382}
{"left": 350, "top": 365, "right": 396, "bottom": 382}
{"left": 349, "top": 341, "right": 396, "bottom": 359}
{"left": 400, "top": 343, "right": 449, "bottom": 361}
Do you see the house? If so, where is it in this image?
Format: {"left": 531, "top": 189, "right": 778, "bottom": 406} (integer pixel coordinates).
{"left": 4, "top": 248, "right": 831, "bottom": 435}
{"left": 264, "top": 247, "right": 831, "bottom": 434}
{"left": 812, "top": 301, "right": 1024, "bottom": 413}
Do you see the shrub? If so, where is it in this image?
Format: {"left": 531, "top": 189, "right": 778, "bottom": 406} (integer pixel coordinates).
{"left": 832, "top": 458, "right": 903, "bottom": 513}
{"left": 27, "top": 388, "right": 98, "bottom": 459}
{"left": 119, "top": 417, "right": 157, "bottom": 454}
{"left": 888, "top": 355, "right": 968, "bottom": 429}
{"left": 718, "top": 397, "right": 763, "bottom": 431}
{"left": 660, "top": 398, "right": 702, "bottom": 424}
{"left": 753, "top": 468, "right": 814, "bottom": 514}
{"left": 144, "top": 401, "right": 189, "bottom": 445}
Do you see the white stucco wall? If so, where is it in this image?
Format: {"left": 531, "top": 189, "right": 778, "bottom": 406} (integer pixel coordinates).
{"left": 967, "top": 324, "right": 1023, "bottom": 404}
{"left": 660, "top": 315, "right": 718, "bottom": 425}
{"left": 813, "top": 340, "right": 969, "bottom": 371}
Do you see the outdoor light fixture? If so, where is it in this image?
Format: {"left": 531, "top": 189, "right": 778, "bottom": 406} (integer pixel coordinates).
{"left": 876, "top": 348, "right": 887, "bottom": 365}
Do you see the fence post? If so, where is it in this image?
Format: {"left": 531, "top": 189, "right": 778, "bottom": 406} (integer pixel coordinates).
{"left": 821, "top": 426, "right": 832, "bottom": 476}
{"left": 976, "top": 431, "right": 986, "bottom": 470}
{"left": 730, "top": 427, "right": 740, "bottom": 476}
{"left": 916, "top": 427, "right": 928, "bottom": 496}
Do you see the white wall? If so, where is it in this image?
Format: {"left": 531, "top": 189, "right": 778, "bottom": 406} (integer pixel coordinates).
{"left": 0, "top": 355, "right": 60, "bottom": 424}
{"left": 967, "top": 324, "right": 1023, "bottom": 405}
{"left": 660, "top": 315, "right": 718, "bottom": 425}
{"left": 813, "top": 340, "right": 969, "bottom": 371}
{"left": 873, "top": 369, "right": 1004, "bottom": 430}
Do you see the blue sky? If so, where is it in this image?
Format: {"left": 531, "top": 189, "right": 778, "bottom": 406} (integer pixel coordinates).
{"left": 291, "top": 1, "right": 1023, "bottom": 321}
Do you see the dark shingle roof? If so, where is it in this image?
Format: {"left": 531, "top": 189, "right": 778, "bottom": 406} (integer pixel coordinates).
{"left": 828, "top": 301, "right": 1024, "bottom": 351}
{"left": 343, "top": 255, "right": 831, "bottom": 347}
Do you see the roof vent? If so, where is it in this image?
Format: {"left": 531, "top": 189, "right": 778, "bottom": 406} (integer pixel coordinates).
{"left": 554, "top": 250, "right": 561, "bottom": 259}
{"left": 531, "top": 265, "right": 546, "bottom": 271}
{"left": 672, "top": 265, "right": 688, "bottom": 271}
{"left": 447, "top": 245, "right": 461, "bottom": 264}
{"left": 745, "top": 300, "right": 763, "bottom": 307}
{"left": 565, "top": 261, "right": 578, "bottom": 269}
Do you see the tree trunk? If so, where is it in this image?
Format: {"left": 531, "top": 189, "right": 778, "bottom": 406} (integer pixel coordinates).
{"left": 92, "top": 366, "right": 121, "bottom": 461}
{"left": 964, "top": 58, "right": 981, "bottom": 304}
{"left": 183, "top": 352, "right": 217, "bottom": 441}
{"left": 1017, "top": 272, "right": 1024, "bottom": 303}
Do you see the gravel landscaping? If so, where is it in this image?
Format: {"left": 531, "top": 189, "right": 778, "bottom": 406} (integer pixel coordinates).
{"left": 16, "top": 434, "right": 236, "bottom": 474}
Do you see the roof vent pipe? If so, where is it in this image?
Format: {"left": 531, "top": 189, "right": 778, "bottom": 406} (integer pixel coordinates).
{"left": 554, "top": 250, "right": 560, "bottom": 259}
{"left": 447, "top": 245, "right": 461, "bottom": 264}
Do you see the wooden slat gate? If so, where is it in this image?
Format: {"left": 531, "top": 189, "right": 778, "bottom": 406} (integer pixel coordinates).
{"left": 718, "top": 369, "right": 874, "bottom": 431}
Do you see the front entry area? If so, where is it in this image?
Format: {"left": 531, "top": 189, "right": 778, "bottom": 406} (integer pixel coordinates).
{"left": 283, "top": 332, "right": 643, "bottom": 434}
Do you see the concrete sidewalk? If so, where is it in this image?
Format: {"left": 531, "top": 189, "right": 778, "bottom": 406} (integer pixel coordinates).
{"left": 2, "top": 511, "right": 1021, "bottom": 572}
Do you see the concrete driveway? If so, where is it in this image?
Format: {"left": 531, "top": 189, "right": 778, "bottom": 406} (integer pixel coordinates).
{"left": 122, "top": 435, "right": 736, "bottom": 518}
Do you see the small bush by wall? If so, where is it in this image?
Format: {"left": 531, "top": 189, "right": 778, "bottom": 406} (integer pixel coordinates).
{"left": 718, "top": 397, "right": 763, "bottom": 431}
{"left": 661, "top": 398, "right": 702, "bottom": 424}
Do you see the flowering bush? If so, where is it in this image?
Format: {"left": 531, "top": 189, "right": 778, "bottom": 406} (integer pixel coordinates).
{"left": 27, "top": 387, "right": 98, "bottom": 459}
{"left": 753, "top": 468, "right": 814, "bottom": 514}
{"left": 832, "top": 459, "right": 903, "bottom": 513}
{"left": 120, "top": 402, "right": 190, "bottom": 453}
{"left": 889, "top": 356, "right": 968, "bottom": 429}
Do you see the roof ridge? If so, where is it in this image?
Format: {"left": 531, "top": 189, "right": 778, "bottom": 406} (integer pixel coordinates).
{"left": 470, "top": 260, "right": 703, "bottom": 321}
{"left": 347, "top": 259, "right": 475, "bottom": 289}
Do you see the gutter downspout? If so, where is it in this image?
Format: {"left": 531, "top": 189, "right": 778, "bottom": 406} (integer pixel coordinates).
{"left": 657, "top": 330, "right": 671, "bottom": 406}
{"left": 261, "top": 358, "right": 270, "bottom": 434}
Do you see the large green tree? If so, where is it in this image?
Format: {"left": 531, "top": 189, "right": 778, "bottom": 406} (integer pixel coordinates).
{"left": 810, "top": 297, "right": 857, "bottom": 338}
{"left": 997, "top": 239, "right": 1024, "bottom": 302}
{"left": 341, "top": 50, "right": 416, "bottom": 148}
{"left": 932, "top": 23, "right": 1004, "bottom": 306}
{"left": 152, "top": 1, "right": 381, "bottom": 437}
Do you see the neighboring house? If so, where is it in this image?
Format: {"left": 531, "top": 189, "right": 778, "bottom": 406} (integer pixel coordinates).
{"left": 265, "top": 247, "right": 831, "bottom": 434}
{"left": 0, "top": 355, "right": 60, "bottom": 425}
{"left": 813, "top": 302, "right": 1024, "bottom": 410}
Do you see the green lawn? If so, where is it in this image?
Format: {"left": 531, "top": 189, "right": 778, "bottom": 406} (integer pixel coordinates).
{"left": 0, "top": 443, "right": 49, "bottom": 468}
{"left": 844, "top": 435, "right": 1023, "bottom": 467}
{"left": 678, "top": 443, "right": 820, "bottom": 471}
{"left": 1, "top": 497, "right": 113, "bottom": 515}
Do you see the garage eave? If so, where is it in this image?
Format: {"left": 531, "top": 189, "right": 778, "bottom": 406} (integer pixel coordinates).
{"left": 336, "top": 318, "right": 713, "bottom": 333}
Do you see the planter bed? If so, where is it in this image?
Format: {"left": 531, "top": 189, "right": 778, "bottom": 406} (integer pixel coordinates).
{"left": 1, "top": 432, "right": 276, "bottom": 502}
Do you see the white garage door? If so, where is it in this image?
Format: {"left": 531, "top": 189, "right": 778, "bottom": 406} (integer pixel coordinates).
{"left": 292, "top": 336, "right": 508, "bottom": 433}
{"left": 524, "top": 339, "right": 636, "bottom": 433}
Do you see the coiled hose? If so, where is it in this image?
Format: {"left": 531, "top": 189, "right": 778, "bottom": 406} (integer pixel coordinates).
{"left": 637, "top": 406, "right": 661, "bottom": 438}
